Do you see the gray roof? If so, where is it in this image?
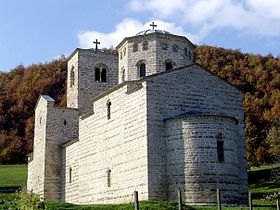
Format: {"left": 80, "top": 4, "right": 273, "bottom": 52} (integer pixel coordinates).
{"left": 136, "top": 29, "right": 172, "bottom": 36}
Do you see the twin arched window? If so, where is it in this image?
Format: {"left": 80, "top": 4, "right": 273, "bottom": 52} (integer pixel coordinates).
{"left": 95, "top": 65, "right": 107, "bottom": 82}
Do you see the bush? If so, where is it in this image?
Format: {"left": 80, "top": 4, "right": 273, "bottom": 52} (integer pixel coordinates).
{"left": 15, "top": 188, "right": 45, "bottom": 210}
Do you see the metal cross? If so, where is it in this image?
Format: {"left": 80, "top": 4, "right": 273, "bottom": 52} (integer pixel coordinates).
{"left": 93, "top": 39, "right": 100, "bottom": 50}
{"left": 150, "top": 22, "right": 157, "bottom": 30}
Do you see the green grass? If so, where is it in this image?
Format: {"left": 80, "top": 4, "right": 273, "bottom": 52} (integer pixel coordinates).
{"left": 0, "top": 164, "right": 279, "bottom": 209}
{"left": 0, "top": 165, "right": 27, "bottom": 187}
{"left": 248, "top": 163, "right": 280, "bottom": 197}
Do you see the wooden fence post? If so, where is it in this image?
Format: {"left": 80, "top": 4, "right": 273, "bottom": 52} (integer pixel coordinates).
{"left": 217, "top": 189, "right": 222, "bottom": 210}
{"left": 249, "top": 192, "right": 252, "bottom": 210}
{"left": 178, "top": 189, "right": 182, "bottom": 210}
{"left": 134, "top": 191, "right": 139, "bottom": 210}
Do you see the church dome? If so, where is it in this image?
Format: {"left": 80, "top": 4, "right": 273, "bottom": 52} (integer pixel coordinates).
{"left": 136, "top": 29, "right": 172, "bottom": 36}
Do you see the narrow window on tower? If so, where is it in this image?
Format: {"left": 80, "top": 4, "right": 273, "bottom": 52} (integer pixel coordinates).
{"left": 139, "top": 63, "right": 146, "bottom": 77}
{"left": 216, "top": 132, "right": 224, "bottom": 162}
{"left": 121, "top": 68, "right": 126, "bottom": 82}
{"left": 95, "top": 67, "right": 101, "bottom": 82}
{"left": 101, "top": 68, "right": 107, "bottom": 82}
{"left": 70, "top": 66, "right": 75, "bottom": 87}
{"left": 107, "top": 169, "right": 111, "bottom": 187}
{"left": 107, "top": 100, "right": 111, "bottom": 120}
{"left": 69, "top": 167, "right": 72, "bottom": 183}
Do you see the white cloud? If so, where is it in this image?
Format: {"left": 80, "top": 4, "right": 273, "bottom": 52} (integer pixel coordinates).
{"left": 129, "top": 0, "right": 280, "bottom": 38}
{"left": 78, "top": 18, "right": 198, "bottom": 49}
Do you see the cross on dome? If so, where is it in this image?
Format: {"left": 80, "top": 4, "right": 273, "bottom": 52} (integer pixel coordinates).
{"left": 150, "top": 22, "right": 157, "bottom": 30}
{"left": 93, "top": 39, "right": 100, "bottom": 50}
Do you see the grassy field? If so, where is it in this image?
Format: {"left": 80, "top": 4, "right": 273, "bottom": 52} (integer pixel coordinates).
{"left": 0, "top": 165, "right": 27, "bottom": 187}
{"left": 0, "top": 164, "right": 279, "bottom": 209}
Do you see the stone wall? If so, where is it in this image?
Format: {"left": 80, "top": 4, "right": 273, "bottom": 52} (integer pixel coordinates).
{"left": 27, "top": 95, "right": 79, "bottom": 201}
{"left": 64, "top": 82, "right": 148, "bottom": 204}
{"left": 145, "top": 64, "right": 247, "bottom": 203}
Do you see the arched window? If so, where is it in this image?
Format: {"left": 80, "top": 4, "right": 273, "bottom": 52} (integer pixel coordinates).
{"left": 107, "top": 169, "right": 111, "bottom": 187}
{"left": 133, "top": 43, "right": 138, "bottom": 52}
{"left": 70, "top": 66, "right": 75, "bottom": 87}
{"left": 121, "top": 68, "right": 126, "bottom": 82}
{"left": 139, "top": 63, "right": 146, "bottom": 77}
{"left": 123, "top": 47, "right": 126, "bottom": 56}
{"left": 101, "top": 68, "right": 107, "bottom": 82}
{"left": 107, "top": 100, "right": 111, "bottom": 120}
{"left": 95, "top": 67, "right": 101, "bottom": 82}
{"left": 165, "top": 62, "right": 173, "bottom": 70}
{"left": 63, "top": 120, "right": 67, "bottom": 126}
{"left": 142, "top": 41, "right": 148, "bottom": 51}
{"left": 69, "top": 167, "right": 72, "bottom": 183}
{"left": 216, "top": 133, "right": 224, "bottom": 162}
{"left": 173, "top": 45, "right": 178, "bottom": 52}
{"left": 165, "top": 59, "right": 175, "bottom": 71}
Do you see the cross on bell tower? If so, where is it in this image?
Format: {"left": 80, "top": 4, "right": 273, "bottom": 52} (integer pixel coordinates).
{"left": 93, "top": 39, "right": 100, "bottom": 50}
{"left": 150, "top": 22, "right": 157, "bottom": 30}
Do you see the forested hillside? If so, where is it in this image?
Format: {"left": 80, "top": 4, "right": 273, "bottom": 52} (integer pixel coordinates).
{"left": 0, "top": 46, "right": 279, "bottom": 166}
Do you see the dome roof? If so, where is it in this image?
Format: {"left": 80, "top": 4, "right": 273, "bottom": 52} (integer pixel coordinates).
{"left": 136, "top": 29, "right": 172, "bottom": 36}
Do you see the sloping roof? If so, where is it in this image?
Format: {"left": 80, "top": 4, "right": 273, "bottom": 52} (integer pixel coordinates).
{"left": 35, "top": 95, "right": 55, "bottom": 110}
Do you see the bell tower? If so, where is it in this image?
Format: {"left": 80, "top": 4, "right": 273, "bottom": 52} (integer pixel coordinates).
{"left": 67, "top": 44, "right": 118, "bottom": 114}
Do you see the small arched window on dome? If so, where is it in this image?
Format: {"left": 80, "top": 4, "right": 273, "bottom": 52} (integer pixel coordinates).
{"left": 70, "top": 66, "right": 75, "bottom": 87}
{"left": 142, "top": 41, "right": 148, "bottom": 51}
{"left": 107, "top": 100, "right": 111, "bottom": 120}
{"left": 172, "top": 45, "right": 179, "bottom": 52}
{"left": 133, "top": 43, "right": 138, "bottom": 52}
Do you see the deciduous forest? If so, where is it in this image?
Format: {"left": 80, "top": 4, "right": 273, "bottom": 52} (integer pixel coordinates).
{"left": 0, "top": 46, "right": 279, "bottom": 166}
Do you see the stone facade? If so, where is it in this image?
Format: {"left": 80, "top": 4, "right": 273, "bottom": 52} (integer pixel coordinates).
{"left": 27, "top": 28, "right": 248, "bottom": 205}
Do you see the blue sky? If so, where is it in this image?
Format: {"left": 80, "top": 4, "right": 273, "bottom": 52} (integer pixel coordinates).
{"left": 1, "top": 0, "right": 280, "bottom": 71}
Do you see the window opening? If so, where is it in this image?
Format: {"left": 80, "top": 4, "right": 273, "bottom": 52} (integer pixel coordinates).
{"left": 142, "top": 41, "right": 148, "bottom": 51}
{"left": 133, "top": 43, "right": 138, "bottom": 52}
{"left": 139, "top": 63, "right": 146, "bottom": 77}
{"left": 95, "top": 67, "right": 101, "bottom": 82}
{"left": 70, "top": 67, "right": 75, "bottom": 87}
{"left": 122, "top": 69, "right": 126, "bottom": 82}
{"left": 107, "top": 100, "right": 111, "bottom": 120}
{"left": 107, "top": 169, "right": 111, "bottom": 187}
{"left": 69, "top": 167, "right": 72, "bottom": 183}
{"left": 101, "top": 68, "right": 107, "bottom": 82}
{"left": 216, "top": 133, "right": 224, "bottom": 162}
{"left": 165, "top": 62, "right": 173, "bottom": 70}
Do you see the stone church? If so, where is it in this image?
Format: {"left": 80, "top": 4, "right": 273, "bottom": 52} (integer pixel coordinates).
{"left": 27, "top": 24, "right": 248, "bottom": 205}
